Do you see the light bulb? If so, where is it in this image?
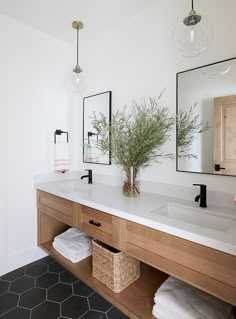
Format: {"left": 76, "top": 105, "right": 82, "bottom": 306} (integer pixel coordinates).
{"left": 69, "top": 70, "right": 86, "bottom": 93}
{"left": 72, "top": 71, "right": 80, "bottom": 89}
{"left": 189, "top": 28, "right": 195, "bottom": 43}
{"left": 173, "top": 15, "right": 213, "bottom": 58}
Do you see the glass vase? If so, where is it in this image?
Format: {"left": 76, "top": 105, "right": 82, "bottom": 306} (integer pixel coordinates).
{"left": 122, "top": 167, "right": 140, "bottom": 197}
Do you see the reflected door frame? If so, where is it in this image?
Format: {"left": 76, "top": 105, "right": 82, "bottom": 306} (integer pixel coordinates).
{"left": 214, "top": 95, "right": 236, "bottom": 176}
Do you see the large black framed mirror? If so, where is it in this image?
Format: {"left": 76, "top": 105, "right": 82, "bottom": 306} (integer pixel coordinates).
{"left": 176, "top": 57, "right": 236, "bottom": 177}
{"left": 83, "top": 91, "right": 111, "bottom": 165}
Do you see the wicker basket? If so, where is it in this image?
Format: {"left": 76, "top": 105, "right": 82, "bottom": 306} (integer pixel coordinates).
{"left": 92, "top": 239, "right": 140, "bottom": 293}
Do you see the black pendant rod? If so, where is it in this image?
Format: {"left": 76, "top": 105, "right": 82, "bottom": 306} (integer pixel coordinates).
{"left": 192, "top": 0, "right": 194, "bottom": 10}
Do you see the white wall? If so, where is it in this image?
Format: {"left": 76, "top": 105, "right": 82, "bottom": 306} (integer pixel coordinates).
{"left": 0, "top": 13, "right": 73, "bottom": 274}
{"left": 2, "top": 0, "right": 236, "bottom": 274}
{"left": 72, "top": 0, "right": 236, "bottom": 194}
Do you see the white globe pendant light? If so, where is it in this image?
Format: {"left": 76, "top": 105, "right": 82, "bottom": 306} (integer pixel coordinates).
{"left": 173, "top": 0, "right": 213, "bottom": 57}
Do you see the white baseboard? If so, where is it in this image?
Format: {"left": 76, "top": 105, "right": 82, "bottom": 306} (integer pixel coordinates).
{"left": 6, "top": 246, "right": 48, "bottom": 273}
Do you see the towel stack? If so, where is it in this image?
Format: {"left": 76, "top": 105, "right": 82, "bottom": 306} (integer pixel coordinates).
{"left": 53, "top": 228, "right": 92, "bottom": 263}
{"left": 152, "top": 276, "right": 234, "bottom": 319}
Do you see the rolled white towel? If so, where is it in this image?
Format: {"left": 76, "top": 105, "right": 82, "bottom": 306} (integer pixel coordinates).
{"left": 53, "top": 241, "right": 91, "bottom": 263}
{"left": 152, "top": 302, "right": 175, "bottom": 319}
{"left": 152, "top": 303, "right": 235, "bottom": 319}
{"left": 153, "top": 277, "right": 233, "bottom": 319}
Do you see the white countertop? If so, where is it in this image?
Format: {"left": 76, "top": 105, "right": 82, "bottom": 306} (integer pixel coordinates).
{"left": 36, "top": 179, "right": 236, "bottom": 256}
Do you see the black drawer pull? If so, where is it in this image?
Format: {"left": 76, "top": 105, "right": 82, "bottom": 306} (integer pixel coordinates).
{"left": 89, "top": 220, "right": 101, "bottom": 227}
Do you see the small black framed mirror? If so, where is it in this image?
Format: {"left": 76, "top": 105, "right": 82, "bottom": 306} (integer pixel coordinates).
{"left": 83, "top": 91, "right": 111, "bottom": 165}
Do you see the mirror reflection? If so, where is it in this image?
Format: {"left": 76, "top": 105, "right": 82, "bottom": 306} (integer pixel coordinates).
{"left": 83, "top": 91, "right": 111, "bottom": 165}
{"left": 176, "top": 57, "right": 236, "bottom": 176}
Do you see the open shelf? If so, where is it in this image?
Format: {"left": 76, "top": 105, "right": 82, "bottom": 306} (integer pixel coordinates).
{"left": 41, "top": 241, "right": 168, "bottom": 319}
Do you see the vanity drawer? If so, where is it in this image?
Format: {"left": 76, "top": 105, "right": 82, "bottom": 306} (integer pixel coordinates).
{"left": 123, "top": 220, "right": 236, "bottom": 305}
{"left": 79, "top": 205, "right": 120, "bottom": 247}
{"left": 37, "top": 190, "right": 74, "bottom": 226}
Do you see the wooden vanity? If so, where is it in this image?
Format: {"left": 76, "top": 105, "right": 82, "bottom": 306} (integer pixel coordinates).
{"left": 37, "top": 190, "right": 236, "bottom": 319}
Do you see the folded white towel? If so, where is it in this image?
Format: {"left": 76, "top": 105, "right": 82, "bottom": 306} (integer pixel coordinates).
{"left": 152, "top": 277, "right": 233, "bottom": 319}
{"left": 53, "top": 241, "right": 91, "bottom": 263}
{"left": 54, "top": 143, "right": 69, "bottom": 172}
{"left": 54, "top": 228, "right": 91, "bottom": 254}
{"left": 53, "top": 228, "right": 92, "bottom": 263}
{"left": 53, "top": 239, "right": 91, "bottom": 258}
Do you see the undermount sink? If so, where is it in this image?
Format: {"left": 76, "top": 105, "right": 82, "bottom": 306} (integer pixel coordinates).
{"left": 56, "top": 181, "right": 93, "bottom": 194}
{"left": 152, "top": 203, "right": 234, "bottom": 232}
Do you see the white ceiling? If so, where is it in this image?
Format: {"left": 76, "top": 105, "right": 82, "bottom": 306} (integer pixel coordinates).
{"left": 0, "top": 0, "right": 156, "bottom": 43}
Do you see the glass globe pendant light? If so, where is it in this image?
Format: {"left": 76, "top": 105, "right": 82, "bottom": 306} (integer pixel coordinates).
{"left": 173, "top": 0, "right": 213, "bottom": 57}
{"left": 72, "top": 21, "right": 83, "bottom": 89}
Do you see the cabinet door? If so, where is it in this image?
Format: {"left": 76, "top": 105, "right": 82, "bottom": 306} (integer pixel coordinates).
{"left": 214, "top": 95, "right": 236, "bottom": 175}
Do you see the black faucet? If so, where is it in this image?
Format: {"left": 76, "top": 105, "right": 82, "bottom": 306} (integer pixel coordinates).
{"left": 81, "top": 169, "right": 93, "bottom": 184}
{"left": 193, "top": 184, "right": 207, "bottom": 208}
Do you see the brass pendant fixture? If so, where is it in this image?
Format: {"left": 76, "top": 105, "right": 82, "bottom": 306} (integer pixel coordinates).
{"left": 72, "top": 21, "right": 84, "bottom": 89}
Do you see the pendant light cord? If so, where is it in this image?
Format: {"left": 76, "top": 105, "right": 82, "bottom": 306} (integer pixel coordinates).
{"left": 192, "top": 0, "right": 194, "bottom": 10}
{"left": 76, "top": 26, "right": 79, "bottom": 65}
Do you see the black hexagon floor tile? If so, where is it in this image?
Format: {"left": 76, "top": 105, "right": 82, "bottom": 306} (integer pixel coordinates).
{"left": 1, "top": 257, "right": 129, "bottom": 319}
{"left": 89, "top": 293, "right": 112, "bottom": 312}
{"left": 24, "top": 260, "right": 40, "bottom": 268}
{"left": 0, "top": 280, "right": 10, "bottom": 295}
{"left": 25, "top": 263, "right": 47, "bottom": 277}
{"left": 107, "top": 306, "right": 129, "bottom": 319}
{"left": 60, "top": 270, "right": 78, "bottom": 284}
{"left": 80, "top": 310, "right": 107, "bottom": 319}
{"left": 0, "top": 292, "right": 19, "bottom": 316}
{"left": 61, "top": 295, "right": 89, "bottom": 319}
{"left": 38, "top": 255, "right": 54, "bottom": 264}
{"left": 19, "top": 287, "right": 46, "bottom": 309}
{"left": 1, "top": 267, "right": 25, "bottom": 282}
{"left": 0, "top": 306, "right": 30, "bottom": 319}
{"left": 48, "top": 283, "right": 72, "bottom": 303}
{"left": 9, "top": 276, "right": 34, "bottom": 294}
{"left": 36, "top": 272, "right": 59, "bottom": 289}
{"left": 31, "top": 301, "right": 60, "bottom": 319}
{"left": 49, "top": 261, "right": 66, "bottom": 274}
{"left": 73, "top": 281, "right": 94, "bottom": 297}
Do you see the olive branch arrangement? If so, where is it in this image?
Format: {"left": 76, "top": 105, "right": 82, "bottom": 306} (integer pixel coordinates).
{"left": 92, "top": 97, "right": 211, "bottom": 171}
{"left": 92, "top": 95, "right": 175, "bottom": 172}
{"left": 177, "top": 103, "right": 211, "bottom": 159}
